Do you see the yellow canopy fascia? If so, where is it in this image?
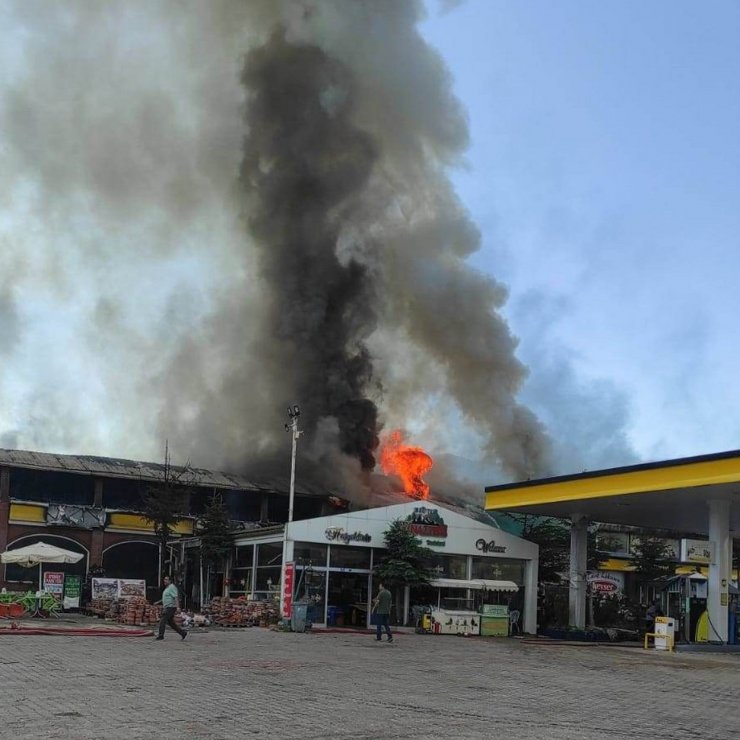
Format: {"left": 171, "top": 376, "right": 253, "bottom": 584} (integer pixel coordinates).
{"left": 485, "top": 455, "right": 740, "bottom": 510}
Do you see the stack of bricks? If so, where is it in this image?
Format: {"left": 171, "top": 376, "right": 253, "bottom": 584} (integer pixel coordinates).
{"left": 205, "top": 597, "right": 280, "bottom": 627}
{"left": 120, "top": 596, "right": 146, "bottom": 626}
{"left": 144, "top": 603, "right": 163, "bottom": 625}
{"left": 104, "top": 600, "right": 123, "bottom": 621}
{"left": 205, "top": 597, "right": 253, "bottom": 627}
{"left": 89, "top": 597, "right": 113, "bottom": 615}
{"left": 96, "top": 597, "right": 163, "bottom": 626}
{"left": 249, "top": 600, "right": 280, "bottom": 626}
{"left": 115, "top": 598, "right": 165, "bottom": 626}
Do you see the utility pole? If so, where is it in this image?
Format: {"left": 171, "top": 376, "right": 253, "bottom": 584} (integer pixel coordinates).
{"left": 281, "top": 405, "right": 302, "bottom": 622}
{"left": 285, "top": 405, "right": 302, "bottom": 526}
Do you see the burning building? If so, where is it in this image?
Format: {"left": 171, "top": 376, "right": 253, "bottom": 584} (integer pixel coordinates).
{"left": 0, "top": 447, "right": 336, "bottom": 600}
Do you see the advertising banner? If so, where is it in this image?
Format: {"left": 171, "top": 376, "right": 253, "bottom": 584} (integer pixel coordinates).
{"left": 680, "top": 539, "right": 714, "bottom": 564}
{"left": 282, "top": 562, "right": 295, "bottom": 619}
{"left": 91, "top": 578, "right": 146, "bottom": 600}
{"left": 118, "top": 579, "right": 146, "bottom": 598}
{"left": 63, "top": 574, "right": 81, "bottom": 609}
{"left": 43, "top": 571, "right": 64, "bottom": 596}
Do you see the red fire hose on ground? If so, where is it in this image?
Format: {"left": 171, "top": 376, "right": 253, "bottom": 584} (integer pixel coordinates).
{"left": 0, "top": 623, "right": 153, "bottom": 637}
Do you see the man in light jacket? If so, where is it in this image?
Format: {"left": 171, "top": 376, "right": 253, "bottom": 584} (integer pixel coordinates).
{"left": 155, "top": 576, "right": 187, "bottom": 641}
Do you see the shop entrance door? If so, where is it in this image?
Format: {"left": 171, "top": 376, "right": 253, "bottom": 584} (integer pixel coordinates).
{"left": 326, "top": 572, "right": 369, "bottom": 628}
{"left": 294, "top": 567, "right": 326, "bottom": 627}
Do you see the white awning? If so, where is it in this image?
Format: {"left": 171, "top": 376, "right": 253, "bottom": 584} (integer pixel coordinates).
{"left": 430, "top": 578, "right": 519, "bottom": 592}
{"left": 1, "top": 541, "right": 84, "bottom": 567}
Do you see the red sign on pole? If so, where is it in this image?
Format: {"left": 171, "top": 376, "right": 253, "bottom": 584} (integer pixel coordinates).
{"left": 43, "top": 572, "right": 64, "bottom": 596}
{"left": 282, "top": 562, "right": 295, "bottom": 619}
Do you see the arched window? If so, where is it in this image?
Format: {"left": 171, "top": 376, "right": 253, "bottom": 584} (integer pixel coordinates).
{"left": 102, "top": 541, "right": 160, "bottom": 602}
{"left": 3, "top": 534, "right": 89, "bottom": 589}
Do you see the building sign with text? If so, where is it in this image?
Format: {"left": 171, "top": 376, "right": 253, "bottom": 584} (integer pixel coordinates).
{"left": 587, "top": 571, "right": 624, "bottom": 594}
{"left": 406, "top": 507, "right": 448, "bottom": 540}
{"left": 324, "top": 527, "right": 372, "bottom": 544}
{"left": 282, "top": 562, "right": 295, "bottom": 619}
{"left": 43, "top": 572, "right": 64, "bottom": 596}
{"left": 475, "top": 538, "right": 506, "bottom": 554}
{"left": 680, "top": 539, "right": 714, "bottom": 564}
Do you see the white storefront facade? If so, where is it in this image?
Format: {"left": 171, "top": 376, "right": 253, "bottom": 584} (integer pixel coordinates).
{"left": 231, "top": 501, "right": 539, "bottom": 634}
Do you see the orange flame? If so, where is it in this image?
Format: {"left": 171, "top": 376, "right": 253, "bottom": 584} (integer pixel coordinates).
{"left": 380, "top": 430, "right": 433, "bottom": 500}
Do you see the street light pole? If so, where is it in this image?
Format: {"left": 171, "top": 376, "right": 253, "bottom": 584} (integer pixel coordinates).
{"left": 281, "top": 405, "right": 302, "bottom": 622}
{"left": 285, "top": 405, "right": 302, "bottom": 526}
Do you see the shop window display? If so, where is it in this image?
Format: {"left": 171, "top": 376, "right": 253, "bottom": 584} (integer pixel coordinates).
{"left": 229, "top": 569, "right": 252, "bottom": 594}
{"left": 326, "top": 572, "right": 369, "bottom": 627}
{"left": 424, "top": 553, "right": 467, "bottom": 579}
{"left": 254, "top": 566, "right": 281, "bottom": 596}
{"left": 294, "top": 567, "right": 326, "bottom": 625}
{"left": 470, "top": 557, "right": 524, "bottom": 584}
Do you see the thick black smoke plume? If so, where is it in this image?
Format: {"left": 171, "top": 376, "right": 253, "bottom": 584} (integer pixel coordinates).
{"left": 239, "top": 33, "right": 380, "bottom": 471}
{"left": 0, "top": 1, "right": 555, "bottom": 499}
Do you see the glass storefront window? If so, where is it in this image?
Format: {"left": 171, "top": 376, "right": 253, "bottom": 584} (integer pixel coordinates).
{"left": 229, "top": 569, "right": 252, "bottom": 593}
{"left": 234, "top": 546, "right": 254, "bottom": 568}
{"left": 254, "top": 566, "right": 282, "bottom": 592}
{"left": 424, "top": 554, "right": 468, "bottom": 580}
{"left": 300, "top": 570, "right": 326, "bottom": 624}
{"left": 257, "top": 542, "right": 283, "bottom": 568}
{"left": 470, "top": 557, "right": 524, "bottom": 584}
{"left": 294, "top": 542, "right": 328, "bottom": 566}
{"left": 329, "top": 545, "right": 371, "bottom": 570}
{"left": 326, "top": 572, "right": 369, "bottom": 627}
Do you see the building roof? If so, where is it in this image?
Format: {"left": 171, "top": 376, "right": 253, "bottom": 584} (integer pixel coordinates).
{"left": 485, "top": 448, "right": 740, "bottom": 534}
{"left": 0, "top": 447, "right": 327, "bottom": 497}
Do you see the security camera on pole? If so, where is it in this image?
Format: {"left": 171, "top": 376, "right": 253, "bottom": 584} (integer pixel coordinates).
{"left": 280, "top": 405, "right": 302, "bottom": 623}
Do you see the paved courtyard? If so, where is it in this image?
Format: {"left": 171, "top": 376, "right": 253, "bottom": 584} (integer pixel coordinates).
{"left": 0, "top": 624, "right": 738, "bottom": 739}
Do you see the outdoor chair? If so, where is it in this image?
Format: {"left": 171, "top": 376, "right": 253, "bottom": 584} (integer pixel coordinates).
{"left": 41, "top": 593, "right": 62, "bottom": 618}
{"left": 509, "top": 609, "right": 521, "bottom": 635}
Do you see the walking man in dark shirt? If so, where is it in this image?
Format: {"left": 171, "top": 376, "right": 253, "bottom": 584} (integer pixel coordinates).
{"left": 155, "top": 576, "right": 187, "bottom": 641}
{"left": 372, "top": 582, "right": 393, "bottom": 642}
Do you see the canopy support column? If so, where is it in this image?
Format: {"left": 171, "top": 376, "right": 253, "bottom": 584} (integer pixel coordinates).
{"left": 569, "top": 514, "right": 588, "bottom": 630}
{"left": 523, "top": 557, "right": 538, "bottom": 634}
{"left": 0, "top": 466, "right": 9, "bottom": 588}
{"left": 707, "top": 499, "right": 731, "bottom": 643}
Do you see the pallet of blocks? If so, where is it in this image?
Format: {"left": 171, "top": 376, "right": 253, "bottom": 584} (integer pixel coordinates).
{"left": 206, "top": 596, "right": 254, "bottom": 627}
{"left": 205, "top": 597, "right": 281, "bottom": 627}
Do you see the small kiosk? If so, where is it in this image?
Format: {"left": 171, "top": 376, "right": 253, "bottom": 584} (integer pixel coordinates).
{"left": 231, "top": 501, "right": 539, "bottom": 633}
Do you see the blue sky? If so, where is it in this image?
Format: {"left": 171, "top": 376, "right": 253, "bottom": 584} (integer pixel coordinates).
{"left": 422, "top": 0, "right": 740, "bottom": 465}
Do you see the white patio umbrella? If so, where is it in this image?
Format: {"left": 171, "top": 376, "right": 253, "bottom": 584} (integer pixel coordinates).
{"left": 1, "top": 541, "right": 84, "bottom": 590}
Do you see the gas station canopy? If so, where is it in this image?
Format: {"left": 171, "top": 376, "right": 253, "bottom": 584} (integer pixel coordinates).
{"left": 484, "top": 449, "right": 740, "bottom": 535}
{"left": 484, "top": 449, "right": 739, "bottom": 641}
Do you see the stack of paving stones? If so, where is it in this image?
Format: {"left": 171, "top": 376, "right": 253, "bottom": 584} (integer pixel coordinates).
{"left": 91, "top": 597, "right": 162, "bottom": 626}
{"left": 89, "top": 596, "right": 113, "bottom": 616}
{"left": 205, "top": 597, "right": 280, "bottom": 627}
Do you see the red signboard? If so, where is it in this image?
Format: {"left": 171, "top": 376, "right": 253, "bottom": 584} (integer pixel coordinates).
{"left": 43, "top": 572, "right": 64, "bottom": 595}
{"left": 591, "top": 581, "right": 618, "bottom": 594}
{"left": 282, "top": 562, "right": 295, "bottom": 619}
{"left": 408, "top": 523, "right": 448, "bottom": 538}
{"left": 406, "top": 507, "right": 448, "bottom": 538}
